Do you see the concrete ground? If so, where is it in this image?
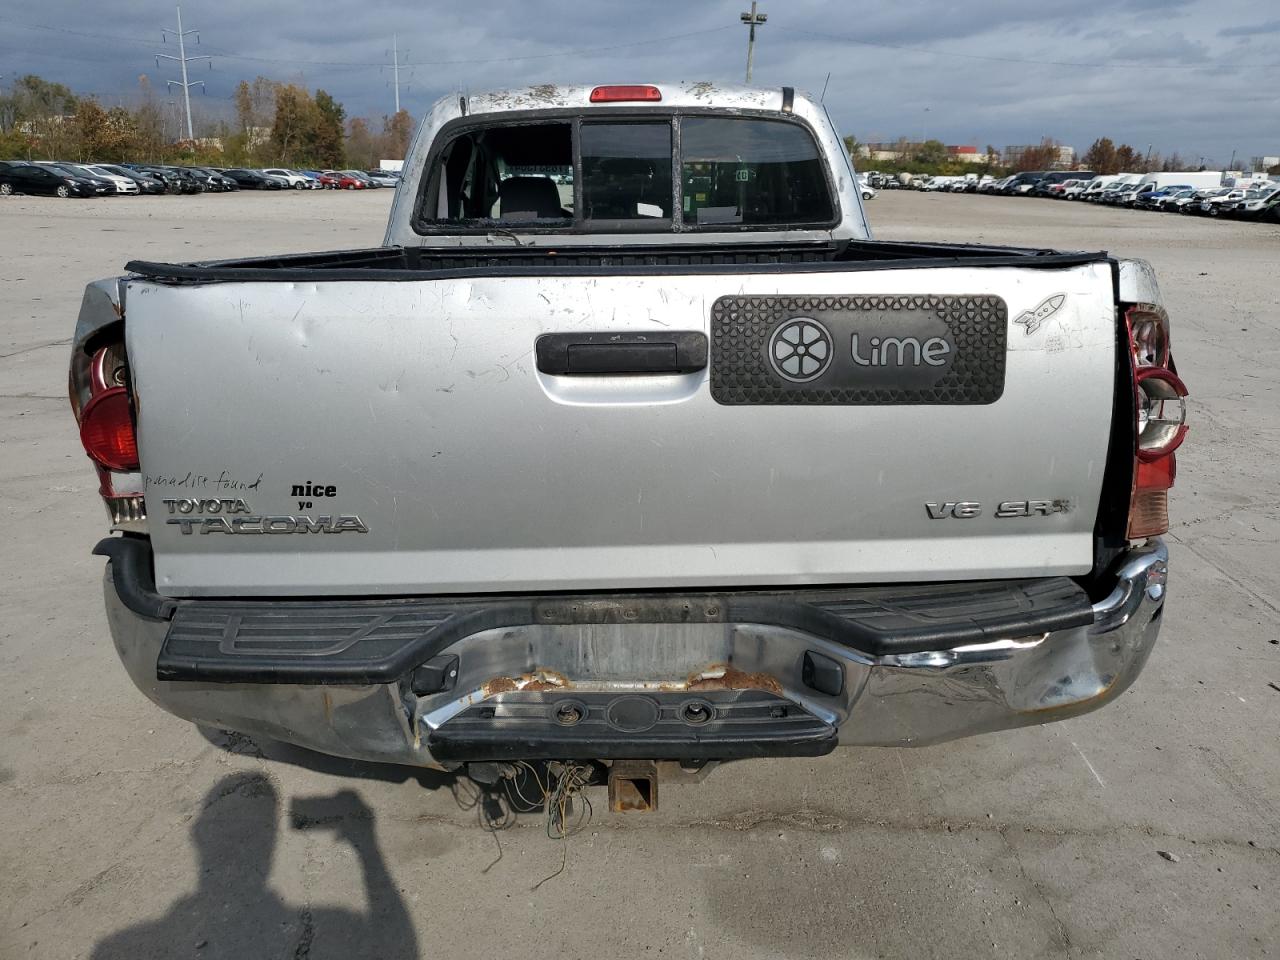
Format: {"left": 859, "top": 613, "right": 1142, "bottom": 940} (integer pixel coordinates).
{"left": 1, "top": 189, "right": 1277, "bottom": 959}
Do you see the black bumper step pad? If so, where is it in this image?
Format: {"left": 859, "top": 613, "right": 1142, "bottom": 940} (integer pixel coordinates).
{"left": 426, "top": 690, "right": 837, "bottom": 763}
{"left": 99, "top": 536, "right": 1093, "bottom": 684}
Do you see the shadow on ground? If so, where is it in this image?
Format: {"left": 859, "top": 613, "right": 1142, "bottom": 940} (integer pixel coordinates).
{"left": 90, "top": 772, "right": 420, "bottom": 960}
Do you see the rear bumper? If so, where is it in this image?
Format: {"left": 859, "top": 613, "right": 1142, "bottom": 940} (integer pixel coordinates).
{"left": 99, "top": 540, "right": 1167, "bottom": 768}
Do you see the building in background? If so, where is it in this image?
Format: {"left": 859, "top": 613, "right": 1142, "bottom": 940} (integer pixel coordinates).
{"left": 1003, "top": 144, "right": 1077, "bottom": 170}
{"left": 856, "top": 142, "right": 992, "bottom": 164}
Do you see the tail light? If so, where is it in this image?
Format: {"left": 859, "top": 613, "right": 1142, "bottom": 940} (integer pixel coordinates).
{"left": 1124, "top": 305, "right": 1187, "bottom": 539}
{"left": 589, "top": 85, "right": 662, "bottom": 103}
{"left": 79, "top": 387, "right": 139, "bottom": 471}
{"left": 71, "top": 341, "right": 146, "bottom": 532}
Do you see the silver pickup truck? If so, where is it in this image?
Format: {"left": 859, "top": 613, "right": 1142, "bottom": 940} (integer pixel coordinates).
{"left": 71, "top": 83, "right": 1186, "bottom": 801}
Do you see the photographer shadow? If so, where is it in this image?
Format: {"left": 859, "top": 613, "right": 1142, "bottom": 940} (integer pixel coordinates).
{"left": 91, "top": 773, "right": 419, "bottom": 960}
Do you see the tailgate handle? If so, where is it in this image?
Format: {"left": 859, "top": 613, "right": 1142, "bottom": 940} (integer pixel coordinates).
{"left": 536, "top": 332, "right": 707, "bottom": 376}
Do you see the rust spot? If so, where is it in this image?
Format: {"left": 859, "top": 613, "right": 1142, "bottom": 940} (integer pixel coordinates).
{"left": 321, "top": 690, "right": 333, "bottom": 723}
{"left": 686, "top": 665, "right": 783, "bottom": 695}
{"left": 522, "top": 669, "right": 570, "bottom": 689}
{"left": 482, "top": 677, "right": 518, "bottom": 697}
{"left": 522, "top": 679, "right": 562, "bottom": 691}
{"left": 481, "top": 669, "right": 572, "bottom": 697}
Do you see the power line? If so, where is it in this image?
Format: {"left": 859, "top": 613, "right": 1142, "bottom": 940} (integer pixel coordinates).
{"left": 0, "top": 16, "right": 735, "bottom": 70}
{"left": 155, "top": 6, "right": 210, "bottom": 140}
{"left": 774, "top": 25, "right": 1280, "bottom": 71}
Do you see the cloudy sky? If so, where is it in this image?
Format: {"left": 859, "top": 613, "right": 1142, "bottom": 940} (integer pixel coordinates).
{"left": 2, "top": 0, "right": 1277, "bottom": 164}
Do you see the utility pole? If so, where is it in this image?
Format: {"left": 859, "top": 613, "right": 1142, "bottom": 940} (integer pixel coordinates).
{"left": 1228, "top": 148, "right": 1237, "bottom": 170}
{"left": 388, "top": 34, "right": 410, "bottom": 114}
{"left": 740, "top": 3, "right": 767, "bottom": 84}
{"left": 156, "top": 6, "right": 210, "bottom": 142}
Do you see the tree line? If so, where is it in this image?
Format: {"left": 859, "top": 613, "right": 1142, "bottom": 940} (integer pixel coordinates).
{"left": 0, "top": 73, "right": 413, "bottom": 169}
{"left": 842, "top": 131, "right": 1224, "bottom": 178}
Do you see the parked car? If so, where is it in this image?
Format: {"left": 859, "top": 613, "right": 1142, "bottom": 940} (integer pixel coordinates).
{"left": 341, "top": 169, "right": 380, "bottom": 188}
{"left": 314, "top": 171, "right": 342, "bottom": 189}
{"left": 1191, "top": 188, "right": 1246, "bottom": 215}
{"left": 71, "top": 82, "right": 1181, "bottom": 797}
{"left": 72, "top": 164, "right": 140, "bottom": 195}
{"left": 262, "top": 168, "right": 318, "bottom": 190}
{"left": 96, "top": 164, "right": 168, "bottom": 195}
{"left": 332, "top": 170, "right": 369, "bottom": 189}
{"left": 999, "top": 171, "right": 1044, "bottom": 195}
{"left": 183, "top": 167, "right": 238, "bottom": 192}
{"left": 127, "top": 165, "right": 203, "bottom": 194}
{"left": 1062, "top": 177, "right": 1101, "bottom": 199}
{"left": 1227, "top": 185, "right": 1280, "bottom": 220}
{"left": 221, "top": 168, "right": 285, "bottom": 190}
{"left": 1151, "top": 188, "right": 1197, "bottom": 212}
{"left": 363, "top": 170, "right": 402, "bottom": 188}
{"left": 34, "top": 162, "right": 115, "bottom": 195}
{"left": 1132, "top": 185, "right": 1193, "bottom": 210}
{"left": 0, "top": 162, "right": 102, "bottom": 197}
{"left": 1173, "top": 188, "right": 1221, "bottom": 213}
{"left": 1083, "top": 174, "right": 1143, "bottom": 202}
{"left": 1031, "top": 171, "right": 1096, "bottom": 198}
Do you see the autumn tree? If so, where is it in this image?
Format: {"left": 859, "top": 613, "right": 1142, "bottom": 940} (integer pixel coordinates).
{"left": 233, "top": 76, "right": 277, "bottom": 164}
{"left": 346, "top": 116, "right": 376, "bottom": 168}
{"left": 379, "top": 109, "right": 414, "bottom": 160}
{"left": 2, "top": 74, "right": 78, "bottom": 157}
{"left": 310, "top": 89, "right": 345, "bottom": 167}
{"left": 1113, "top": 143, "right": 1141, "bottom": 172}
{"left": 270, "top": 83, "right": 319, "bottom": 165}
{"left": 131, "top": 76, "right": 167, "bottom": 161}
{"left": 1082, "top": 138, "right": 1118, "bottom": 174}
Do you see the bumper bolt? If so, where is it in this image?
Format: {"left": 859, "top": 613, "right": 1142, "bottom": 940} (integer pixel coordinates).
{"left": 554, "top": 701, "right": 584, "bottom": 726}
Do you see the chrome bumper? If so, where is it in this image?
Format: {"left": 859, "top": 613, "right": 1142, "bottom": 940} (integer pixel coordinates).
{"left": 103, "top": 541, "right": 1168, "bottom": 767}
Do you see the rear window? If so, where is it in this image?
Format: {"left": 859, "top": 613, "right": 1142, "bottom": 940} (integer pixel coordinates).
{"left": 680, "top": 117, "right": 832, "bottom": 226}
{"left": 580, "top": 122, "right": 672, "bottom": 222}
{"left": 418, "top": 113, "right": 834, "bottom": 233}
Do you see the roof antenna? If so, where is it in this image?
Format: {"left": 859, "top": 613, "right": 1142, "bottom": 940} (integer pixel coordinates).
{"left": 820, "top": 71, "right": 831, "bottom": 102}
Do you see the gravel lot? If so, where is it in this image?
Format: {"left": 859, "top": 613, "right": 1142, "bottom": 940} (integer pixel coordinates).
{"left": 2, "top": 190, "right": 1277, "bottom": 959}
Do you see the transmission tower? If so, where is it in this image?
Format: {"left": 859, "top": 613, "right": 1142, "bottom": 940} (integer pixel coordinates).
{"left": 156, "top": 6, "right": 211, "bottom": 141}
{"left": 387, "top": 34, "right": 411, "bottom": 114}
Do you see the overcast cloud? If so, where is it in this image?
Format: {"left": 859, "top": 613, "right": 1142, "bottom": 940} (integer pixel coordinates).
{"left": 1, "top": 0, "right": 1276, "bottom": 164}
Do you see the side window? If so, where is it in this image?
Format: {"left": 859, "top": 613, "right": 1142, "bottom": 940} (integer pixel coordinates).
{"left": 580, "top": 122, "right": 672, "bottom": 221}
{"left": 680, "top": 117, "right": 833, "bottom": 226}
{"left": 425, "top": 122, "right": 573, "bottom": 225}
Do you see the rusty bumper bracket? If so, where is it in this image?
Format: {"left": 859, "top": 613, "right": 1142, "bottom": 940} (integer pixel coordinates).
{"left": 425, "top": 689, "right": 835, "bottom": 764}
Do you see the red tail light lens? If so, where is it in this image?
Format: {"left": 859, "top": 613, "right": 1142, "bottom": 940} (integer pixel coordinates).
{"left": 1123, "top": 303, "right": 1185, "bottom": 540}
{"left": 589, "top": 85, "right": 662, "bottom": 103}
{"left": 79, "top": 386, "right": 139, "bottom": 471}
